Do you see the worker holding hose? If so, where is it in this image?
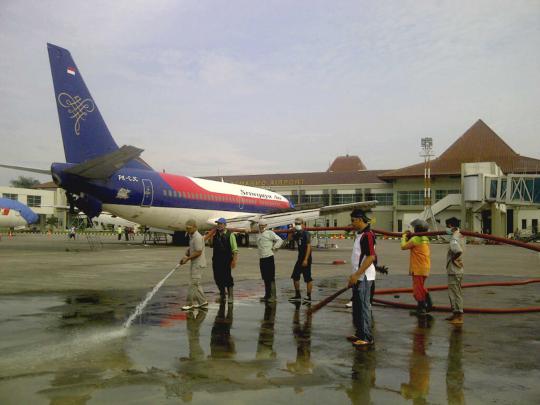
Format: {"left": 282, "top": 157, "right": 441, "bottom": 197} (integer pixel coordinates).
{"left": 401, "top": 219, "right": 432, "bottom": 316}
{"left": 347, "top": 209, "right": 377, "bottom": 347}
{"left": 445, "top": 218, "right": 465, "bottom": 325}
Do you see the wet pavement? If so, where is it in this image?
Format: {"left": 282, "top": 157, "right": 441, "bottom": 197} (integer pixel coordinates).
{"left": 0, "top": 234, "right": 539, "bottom": 404}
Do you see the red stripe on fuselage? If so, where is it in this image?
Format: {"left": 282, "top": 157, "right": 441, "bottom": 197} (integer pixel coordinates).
{"left": 158, "top": 173, "right": 289, "bottom": 209}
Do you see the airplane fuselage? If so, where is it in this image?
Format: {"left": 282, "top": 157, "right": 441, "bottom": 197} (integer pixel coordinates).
{"left": 52, "top": 163, "right": 292, "bottom": 231}
{"left": 0, "top": 209, "right": 28, "bottom": 228}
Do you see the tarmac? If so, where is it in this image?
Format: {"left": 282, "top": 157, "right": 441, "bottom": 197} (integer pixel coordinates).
{"left": 0, "top": 233, "right": 539, "bottom": 404}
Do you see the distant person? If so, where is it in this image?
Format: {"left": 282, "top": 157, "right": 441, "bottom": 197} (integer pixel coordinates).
{"left": 256, "top": 219, "right": 283, "bottom": 302}
{"left": 401, "top": 219, "right": 432, "bottom": 316}
{"left": 288, "top": 218, "right": 313, "bottom": 303}
{"left": 124, "top": 226, "right": 129, "bottom": 241}
{"left": 445, "top": 218, "right": 465, "bottom": 325}
{"left": 68, "top": 226, "right": 76, "bottom": 240}
{"left": 179, "top": 219, "right": 208, "bottom": 311}
{"left": 117, "top": 225, "right": 123, "bottom": 241}
{"left": 347, "top": 209, "right": 376, "bottom": 347}
{"left": 210, "top": 218, "right": 238, "bottom": 303}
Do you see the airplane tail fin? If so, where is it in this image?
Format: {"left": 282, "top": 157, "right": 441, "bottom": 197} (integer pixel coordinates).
{"left": 47, "top": 43, "right": 150, "bottom": 169}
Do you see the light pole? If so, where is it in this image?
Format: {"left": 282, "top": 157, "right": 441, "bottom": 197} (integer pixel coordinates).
{"left": 420, "top": 137, "right": 434, "bottom": 208}
{"left": 420, "top": 137, "right": 437, "bottom": 229}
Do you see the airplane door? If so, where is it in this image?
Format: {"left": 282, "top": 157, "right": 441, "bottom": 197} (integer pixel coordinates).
{"left": 141, "top": 179, "right": 153, "bottom": 207}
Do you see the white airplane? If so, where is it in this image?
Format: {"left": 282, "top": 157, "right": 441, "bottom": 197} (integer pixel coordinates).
{"left": 1, "top": 44, "right": 376, "bottom": 244}
{"left": 0, "top": 198, "right": 39, "bottom": 229}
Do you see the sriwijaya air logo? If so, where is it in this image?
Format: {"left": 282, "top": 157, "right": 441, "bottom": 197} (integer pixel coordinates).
{"left": 57, "top": 92, "right": 95, "bottom": 136}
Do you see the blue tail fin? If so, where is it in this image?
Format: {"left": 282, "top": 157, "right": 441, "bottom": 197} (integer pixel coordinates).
{"left": 47, "top": 43, "right": 150, "bottom": 169}
{"left": 47, "top": 43, "right": 119, "bottom": 163}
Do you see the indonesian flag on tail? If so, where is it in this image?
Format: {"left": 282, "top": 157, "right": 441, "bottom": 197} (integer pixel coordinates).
{"left": 67, "top": 66, "right": 76, "bottom": 76}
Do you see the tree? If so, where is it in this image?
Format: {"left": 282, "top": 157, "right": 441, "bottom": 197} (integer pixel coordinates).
{"left": 9, "top": 176, "right": 40, "bottom": 189}
{"left": 46, "top": 215, "right": 59, "bottom": 229}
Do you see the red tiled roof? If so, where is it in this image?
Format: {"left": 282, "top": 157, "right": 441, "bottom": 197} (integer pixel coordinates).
{"left": 327, "top": 155, "right": 367, "bottom": 172}
{"left": 380, "top": 119, "right": 540, "bottom": 179}
{"left": 33, "top": 181, "right": 57, "bottom": 189}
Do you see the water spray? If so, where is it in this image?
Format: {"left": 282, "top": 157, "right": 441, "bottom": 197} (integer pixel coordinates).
{"left": 123, "top": 264, "right": 180, "bottom": 328}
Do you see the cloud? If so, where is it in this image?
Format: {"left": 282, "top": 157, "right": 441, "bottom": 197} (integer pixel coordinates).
{"left": 0, "top": 0, "right": 539, "bottom": 187}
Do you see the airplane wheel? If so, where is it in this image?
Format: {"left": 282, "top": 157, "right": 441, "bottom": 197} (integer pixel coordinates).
{"left": 172, "top": 231, "right": 189, "bottom": 246}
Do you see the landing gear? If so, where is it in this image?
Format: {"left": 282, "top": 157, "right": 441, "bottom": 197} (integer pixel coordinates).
{"left": 172, "top": 231, "right": 189, "bottom": 246}
{"left": 236, "top": 233, "right": 250, "bottom": 247}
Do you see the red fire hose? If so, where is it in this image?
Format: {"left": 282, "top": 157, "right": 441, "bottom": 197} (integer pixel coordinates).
{"left": 310, "top": 279, "right": 540, "bottom": 314}
{"left": 372, "top": 279, "right": 540, "bottom": 313}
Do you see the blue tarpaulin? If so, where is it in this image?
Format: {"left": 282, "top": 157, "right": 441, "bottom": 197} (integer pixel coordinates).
{"left": 0, "top": 198, "right": 39, "bottom": 224}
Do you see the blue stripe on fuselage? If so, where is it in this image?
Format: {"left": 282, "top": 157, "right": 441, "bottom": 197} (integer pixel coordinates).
{"left": 53, "top": 164, "right": 280, "bottom": 214}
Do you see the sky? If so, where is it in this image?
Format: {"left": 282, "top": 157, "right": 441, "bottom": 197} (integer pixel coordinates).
{"left": 1, "top": 0, "right": 539, "bottom": 186}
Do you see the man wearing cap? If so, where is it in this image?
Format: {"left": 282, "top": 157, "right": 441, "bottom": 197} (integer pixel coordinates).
{"left": 257, "top": 219, "right": 284, "bottom": 302}
{"left": 288, "top": 217, "right": 313, "bottom": 303}
{"left": 401, "top": 219, "right": 431, "bottom": 316}
{"left": 445, "top": 217, "right": 465, "bottom": 325}
{"left": 179, "top": 219, "right": 208, "bottom": 311}
{"left": 347, "top": 209, "right": 376, "bottom": 347}
{"left": 211, "top": 217, "right": 238, "bottom": 303}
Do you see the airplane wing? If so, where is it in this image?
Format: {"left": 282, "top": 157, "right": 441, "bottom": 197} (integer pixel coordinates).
{"left": 0, "top": 164, "right": 50, "bottom": 175}
{"left": 64, "top": 145, "right": 144, "bottom": 179}
{"left": 209, "top": 200, "right": 378, "bottom": 231}
{"left": 319, "top": 200, "right": 378, "bottom": 214}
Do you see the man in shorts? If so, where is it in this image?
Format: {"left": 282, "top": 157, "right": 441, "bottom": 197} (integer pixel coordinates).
{"left": 288, "top": 217, "right": 313, "bottom": 303}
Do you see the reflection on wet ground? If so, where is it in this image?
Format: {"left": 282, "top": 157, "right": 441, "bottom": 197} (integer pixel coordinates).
{"left": 1, "top": 275, "right": 539, "bottom": 404}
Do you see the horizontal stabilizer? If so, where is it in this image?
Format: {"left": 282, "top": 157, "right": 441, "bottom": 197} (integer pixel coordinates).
{"left": 0, "top": 164, "right": 50, "bottom": 175}
{"left": 64, "top": 145, "right": 144, "bottom": 179}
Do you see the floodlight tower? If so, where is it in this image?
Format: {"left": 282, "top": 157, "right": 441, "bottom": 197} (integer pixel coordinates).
{"left": 420, "top": 137, "right": 437, "bottom": 229}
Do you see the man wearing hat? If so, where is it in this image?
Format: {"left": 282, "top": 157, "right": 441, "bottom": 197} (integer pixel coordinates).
{"left": 288, "top": 217, "right": 313, "bottom": 303}
{"left": 401, "top": 219, "right": 432, "bottom": 316}
{"left": 256, "top": 219, "right": 284, "bottom": 302}
{"left": 211, "top": 217, "right": 238, "bottom": 303}
{"left": 347, "top": 208, "right": 376, "bottom": 346}
{"left": 445, "top": 217, "right": 465, "bottom": 325}
{"left": 179, "top": 219, "right": 208, "bottom": 310}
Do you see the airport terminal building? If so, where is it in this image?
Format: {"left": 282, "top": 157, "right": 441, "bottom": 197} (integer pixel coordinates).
{"left": 207, "top": 120, "right": 540, "bottom": 237}
{"left": 2, "top": 119, "right": 539, "bottom": 237}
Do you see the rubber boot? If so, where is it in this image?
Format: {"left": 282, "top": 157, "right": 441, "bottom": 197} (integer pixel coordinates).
{"left": 267, "top": 281, "right": 277, "bottom": 303}
{"left": 216, "top": 287, "right": 226, "bottom": 303}
{"left": 227, "top": 286, "right": 234, "bottom": 303}
{"left": 410, "top": 301, "right": 421, "bottom": 316}
{"left": 260, "top": 280, "right": 271, "bottom": 302}
{"left": 425, "top": 293, "right": 433, "bottom": 312}
{"left": 418, "top": 301, "right": 427, "bottom": 316}
{"left": 410, "top": 301, "right": 427, "bottom": 316}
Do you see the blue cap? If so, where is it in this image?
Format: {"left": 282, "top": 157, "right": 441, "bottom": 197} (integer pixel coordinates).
{"left": 215, "top": 217, "right": 227, "bottom": 224}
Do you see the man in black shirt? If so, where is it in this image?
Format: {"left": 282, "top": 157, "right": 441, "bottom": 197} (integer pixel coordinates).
{"left": 288, "top": 217, "right": 313, "bottom": 303}
{"left": 210, "top": 218, "right": 238, "bottom": 303}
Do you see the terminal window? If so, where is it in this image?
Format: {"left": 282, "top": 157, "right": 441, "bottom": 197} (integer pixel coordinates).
{"left": 2, "top": 193, "right": 18, "bottom": 200}
{"left": 398, "top": 190, "right": 423, "bottom": 206}
{"left": 365, "top": 193, "right": 393, "bottom": 206}
{"left": 27, "top": 195, "right": 41, "bottom": 208}
{"left": 435, "top": 189, "right": 460, "bottom": 202}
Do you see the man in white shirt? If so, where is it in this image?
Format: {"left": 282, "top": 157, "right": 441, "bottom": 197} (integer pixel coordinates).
{"left": 347, "top": 209, "right": 377, "bottom": 347}
{"left": 257, "top": 219, "right": 284, "bottom": 302}
{"left": 180, "top": 219, "right": 208, "bottom": 310}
